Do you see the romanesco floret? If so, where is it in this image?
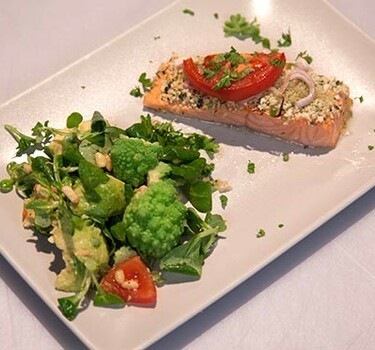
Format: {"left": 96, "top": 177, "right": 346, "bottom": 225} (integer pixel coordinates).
{"left": 111, "top": 137, "right": 162, "bottom": 187}
{"left": 123, "top": 181, "right": 187, "bottom": 260}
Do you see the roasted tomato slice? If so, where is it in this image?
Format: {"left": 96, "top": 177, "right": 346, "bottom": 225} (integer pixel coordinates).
{"left": 100, "top": 256, "right": 156, "bottom": 305}
{"left": 183, "top": 51, "right": 286, "bottom": 101}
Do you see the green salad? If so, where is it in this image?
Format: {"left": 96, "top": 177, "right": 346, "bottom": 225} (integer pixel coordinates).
{"left": 0, "top": 111, "right": 227, "bottom": 320}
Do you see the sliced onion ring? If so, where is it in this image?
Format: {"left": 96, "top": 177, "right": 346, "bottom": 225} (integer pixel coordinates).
{"left": 278, "top": 67, "right": 316, "bottom": 108}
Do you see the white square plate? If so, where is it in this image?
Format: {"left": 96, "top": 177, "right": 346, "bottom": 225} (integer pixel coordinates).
{"left": 1, "top": 0, "right": 375, "bottom": 349}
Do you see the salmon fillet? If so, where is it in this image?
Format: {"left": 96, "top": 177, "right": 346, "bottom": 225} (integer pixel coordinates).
{"left": 143, "top": 56, "right": 352, "bottom": 148}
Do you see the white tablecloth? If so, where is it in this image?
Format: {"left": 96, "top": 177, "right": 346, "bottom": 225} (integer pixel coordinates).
{"left": 1, "top": 1, "right": 375, "bottom": 349}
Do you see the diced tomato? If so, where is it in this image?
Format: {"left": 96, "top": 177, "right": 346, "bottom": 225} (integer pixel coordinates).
{"left": 100, "top": 256, "right": 156, "bottom": 305}
{"left": 183, "top": 51, "right": 286, "bottom": 101}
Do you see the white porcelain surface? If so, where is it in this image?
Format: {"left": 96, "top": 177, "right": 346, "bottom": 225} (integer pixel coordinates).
{"left": 1, "top": 0, "right": 375, "bottom": 349}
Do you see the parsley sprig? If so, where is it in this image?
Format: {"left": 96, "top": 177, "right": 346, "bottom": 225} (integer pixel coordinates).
{"left": 224, "top": 15, "right": 270, "bottom": 49}
{"left": 130, "top": 72, "right": 152, "bottom": 98}
{"left": 203, "top": 46, "right": 253, "bottom": 91}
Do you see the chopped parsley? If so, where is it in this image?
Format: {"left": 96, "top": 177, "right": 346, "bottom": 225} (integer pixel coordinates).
{"left": 368, "top": 145, "right": 374, "bottom": 151}
{"left": 269, "top": 57, "right": 285, "bottom": 67}
{"left": 183, "top": 8, "right": 195, "bottom": 16}
{"left": 220, "top": 194, "right": 228, "bottom": 209}
{"left": 203, "top": 47, "right": 253, "bottom": 91}
{"left": 277, "top": 29, "right": 292, "bottom": 47}
{"left": 213, "top": 67, "right": 252, "bottom": 90}
{"left": 214, "top": 13, "right": 219, "bottom": 19}
{"left": 247, "top": 161, "right": 255, "bottom": 174}
{"left": 223, "top": 14, "right": 270, "bottom": 49}
{"left": 224, "top": 14, "right": 293, "bottom": 51}
{"left": 154, "top": 35, "right": 161, "bottom": 40}
{"left": 130, "top": 72, "right": 152, "bottom": 98}
{"left": 296, "top": 50, "right": 313, "bottom": 64}
{"left": 130, "top": 86, "right": 142, "bottom": 98}
{"left": 257, "top": 229, "right": 266, "bottom": 238}
{"left": 355, "top": 96, "right": 364, "bottom": 103}
{"left": 278, "top": 223, "right": 284, "bottom": 228}
{"left": 282, "top": 153, "right": 290, "bottom": 162}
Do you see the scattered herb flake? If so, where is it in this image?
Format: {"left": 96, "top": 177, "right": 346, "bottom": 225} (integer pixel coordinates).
{"left": 183, "top": 8, "right": 195, "bottom": 16}
{"left": 368, "top": 145, "right": 374, "bottom": 151}
{"left": 247, "top": 161, "right": 255, "bottom": 174}
{"left": 277, "top": 29, "right": 292, "bottom": 47}
{"left": 269, "top": 57, "right": 285, "bottom": 67}
{"left": 219, "top": 194, "right": 228, "bottom": 209}
{"left": 130, "top": 86, "right": 142, "bottom": 98}
{"left": 257, "top": 229, "right": 266, "bottom": 238}
{"left": 223, "top": 14, "right": 269, "bottom": 48}
{"left": 282, "top": 153, "right": 290, "bottom": 162}
{"left": 355, "top": 96, "right": 364, "bottom": 103}
{"left": 278, "top": 223, "right": 284, "bottom": 228}
{"left": 138, "top": 72, "right": 152, "bottom": 91}
{"left": 214, "top": 13, "right": 219, "bottom": 19}
{"left": 130, "top": 73, "right": 152, "bottom": 98}
{"left": 296, "top": 50, "right": 313, "bottom": 64}
{"left": 154, "top": 35, "right": 161, "bottom": 40}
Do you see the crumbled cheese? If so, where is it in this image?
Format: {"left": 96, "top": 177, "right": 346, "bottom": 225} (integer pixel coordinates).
{"left": 159, "top": 58, "right": 349, "bottom": 124}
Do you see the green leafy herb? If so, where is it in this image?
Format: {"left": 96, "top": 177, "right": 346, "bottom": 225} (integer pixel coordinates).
{"left": 269, "top": 57, "right": 286, "bottom": 67}
{"left": 223, "top": 14, "right": 270, "bottom": 48}
{"left": 139, "top": 72, "right": 152, "bottom": 91}
{"left": 296, "top": 50, "right": 313, "bottom": 64}
{"left": 160, "top": 208, "right": 223, "bottom": 276}
{"left": 213, "top": 67, "right": 252, "bottom": 90}
{"left": 93, "top": 288, "right": 125, "bottom": 307}
{"left": 130, "top": 72, "right": 152, "bottom": 98}
{"left": 130, "top": 86, "right": 142, "bottom": 97}
{"left": 183, "top": 8, "right": 195, "bottom": 16}
{"left": 355, "top": 96, "right": 364, "bottom": 103}
{"left": 220, "top": 194, "right": 228, "bottom": 209}
{"left": 282, "top": 153, "right": 290, "bottom": 162}
{"left": 277, "top": 29, "right": 292, "bottom": 47}
{"left": 0, "top": 179, "right": 14, "bottom": 193}
{"left": 66, "top": 112, "right": 83, "bottom": 129}
{"left": 188, "top": 180, "right": 213, "bottom": 213}
{"left": 203, "top": 46, "right": 250, "bottom": 82}
{"left": 247, "top": 161, "right": 255, "bottom": 174}
{"left": 278, "top": 223, "right": 284, "bottom": 228}
{"left": 257, "top": 228, "right": 266, "bottom": 238}
{"left": 368, "top": 145, "right": 374, "bottom": 151}
{"left": 4, "top": 121, "right": 52, "bottom": 157}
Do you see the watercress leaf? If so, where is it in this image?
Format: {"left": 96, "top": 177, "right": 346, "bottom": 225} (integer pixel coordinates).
{"left": 66, "top": 112, "right": 83, "bottom": 128}
{"left": 93, "top": 288, "right": 125, "bottom": 306}
{"left": 160, "top": 240, "right": 203, "bottom": 276}
{"left": 58, "top": 296, "right": 78, "bottom": 321}
{"left": 78, "top": 139, "right": 100, "bottom": 164}
{"left": 170, "top": 158, "right": 207, "bottom": 182}
{"left": 31, "top": 156, "right": 55, "bottom": 183}
{"left": 59, "top": 203, "right": 75, "bottom": 236}
{"left": 62, "top": 139, "right": 83, "bottom": 165}
{"left": 34, "top": 209, "right": 52, "bottom": 228}
{"left": 205, "top": 213, "right": 227, "bottom": 232}
{"left": 188, "top": 180, "right": 213, "bottom": 213}
{"left": 91, "top": 111, "right": 107, "bottom": 133}
{"left": 78, "top": 159, "right": 108, "bottom": 190}
{"left": 125, "top": 115, "right": 153, "bottom": 139}
{"left": 106, "top": 126, "right": 126, "bottom": 142}
{"left": 109, "top": 220, "right": 127, "bottom": 242}
{"left": 161, "top": 146, "right": 200, "bottom": 163}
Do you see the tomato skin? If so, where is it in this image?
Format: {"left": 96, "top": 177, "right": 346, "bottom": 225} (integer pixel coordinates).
{"left": 183, "top": 52, "right": 286, "bottom": 101}
{"left": 100, "top": 256, "right": 156, "bottom": 305}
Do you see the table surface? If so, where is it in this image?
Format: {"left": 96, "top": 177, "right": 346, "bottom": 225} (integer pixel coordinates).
{"left": 1, "top": 1, "right": 375, "bottom": 349}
